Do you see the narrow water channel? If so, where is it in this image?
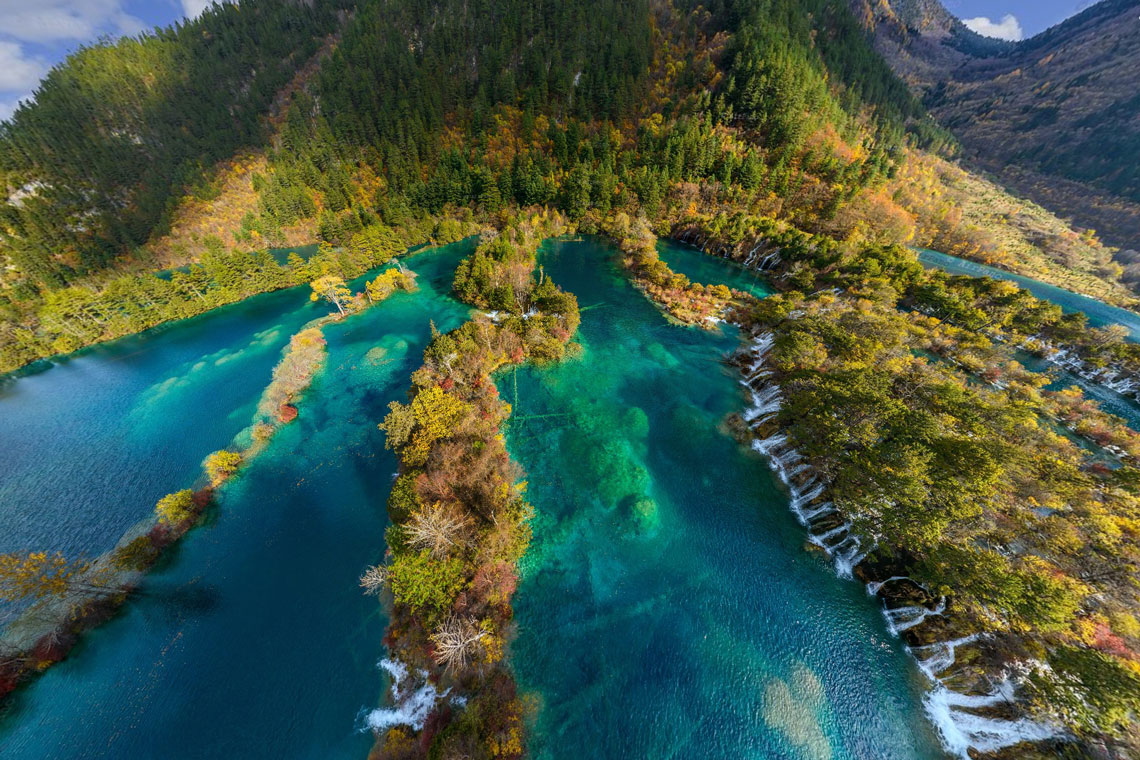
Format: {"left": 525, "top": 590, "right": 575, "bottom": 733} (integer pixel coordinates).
{"left": 916, "top": 248, "right": 1140, "bottom": 340}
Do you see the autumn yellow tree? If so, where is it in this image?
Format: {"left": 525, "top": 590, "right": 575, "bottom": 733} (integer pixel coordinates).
{"left": 310, "top": 275, "right": 352, "bottom": 315}
{"left": 0, "top": 551, "right": 89, "bottom": 603}
{"left": 380, "top": 385, "right": 471, "bottom": 466}
{"left": 365, "top": 269, "right": 415, "bottom": 303}
{"left": 204, "top": 450, "right": 243, "bottom": 485}
{"left": 155, "top": 489, "right": 195, "bottom": 525}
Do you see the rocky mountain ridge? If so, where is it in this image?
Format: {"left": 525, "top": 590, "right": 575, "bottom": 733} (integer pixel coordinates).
{"left": 856, "top": 0, "right": 1140, "bottom": 261}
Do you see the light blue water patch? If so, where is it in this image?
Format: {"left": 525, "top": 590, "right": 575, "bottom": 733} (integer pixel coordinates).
{"left": 507, "top": 239, "right": 948, "bottom": 760}
{"left": 916, "top": 248, "right": 1140, "bottom": 341}
{"left": 0, "top": 286, "right": 322, "bottom": 559}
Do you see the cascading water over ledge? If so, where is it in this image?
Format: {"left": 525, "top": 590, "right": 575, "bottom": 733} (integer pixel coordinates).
{"left": 740, "top": 331, "right": 873, "bottom": 578}
{"left": 736, "top": 329, "right": 1062, "bottom": 759}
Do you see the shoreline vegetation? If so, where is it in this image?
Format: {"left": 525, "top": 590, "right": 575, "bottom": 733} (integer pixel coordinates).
{"left": 604, "top": 213, "right": 738, "bottom": 327}
{"left": 0, "top": 247, "right": 419, "bottom": 706}
{"left": 642, "top": 212, "right": 1140, "bottom": 759}
{"left": 362, "top": 211, "right": 579, "bottom": 760}
{"left": 0, "top": 218, "right": 471, "bottom": 379}
{"left": 675, "top": 213, "right": 1140, "bottom": 409}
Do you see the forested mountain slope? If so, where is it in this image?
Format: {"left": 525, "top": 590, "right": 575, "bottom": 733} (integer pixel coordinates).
{"left": 858, "top": 0, "right": 1140, "bottom": 258}
{"left": 3, "top": 4, "right": 1140, "bottom": 757}
{"left": 0, "top": 0, "right": 349, "bottom": 287}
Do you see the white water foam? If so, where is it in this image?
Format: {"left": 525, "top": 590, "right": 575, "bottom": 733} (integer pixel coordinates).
{"left": 741, "top": 329, "right": 1059, "bottom": 757}
{"left": 361, "top": 658, "right": 450, "bottom": 733}
{"left": 924, "top": 679, "right": 1059, "bottom": 757}
{"left": 882, "top": 598, "right": 946, "bottom": 636}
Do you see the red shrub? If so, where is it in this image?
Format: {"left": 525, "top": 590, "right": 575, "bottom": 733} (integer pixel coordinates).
{"left": 419, "top": 705, "right": 452, "bottom": 751}
{"left": 1093, "top": 621, "right": 1137, "bottom": 660}
{"left": 473, "top": 561, "right": 519, "bottom": 607}
{"left": 278, "top": 403, "right": 299, "bottom": 423}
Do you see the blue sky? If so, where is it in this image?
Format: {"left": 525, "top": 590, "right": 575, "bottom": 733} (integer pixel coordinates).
{"left": 945, "top": 0, "right": 1096, "bottom": 41}
{"left": 0, "top": 0, "right": 200, "bottom": 120}
{"left": 0, "top": 0, "right": 1093, "bottom": 121}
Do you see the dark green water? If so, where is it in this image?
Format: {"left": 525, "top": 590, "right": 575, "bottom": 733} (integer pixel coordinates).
{"left": 508, "top": 240, "right": 946, "bottom": 760}
{"left": 0, "top": 242, "right": 472, "bottom": 758}
{"left": 657, "top": 240, "right": 774, "bottom": 299}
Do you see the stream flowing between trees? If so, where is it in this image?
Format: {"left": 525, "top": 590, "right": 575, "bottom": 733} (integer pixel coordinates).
{"left": 0, "top": 238, "right": 948, "bottom": 758}
{"left": 916, "top": 247, "right": 1140, "bottom": 340}
{"left": 916, "top": 247, "right": 1140, "bottom": 429}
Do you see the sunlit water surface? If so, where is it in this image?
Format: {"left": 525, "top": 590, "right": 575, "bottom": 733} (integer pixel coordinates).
{"left": 0, "top": 238, "right": 949, "bottom": 759}
{"left": 507, "top": 239, "right": 947, "bottom": 760}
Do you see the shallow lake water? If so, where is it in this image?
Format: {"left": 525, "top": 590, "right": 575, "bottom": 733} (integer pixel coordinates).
{"left": 0, "top": 241, "right": 473, "bottom": 758}
{"left": 508, "top": 239, "right": 947, "bottom": 760}
{"left": 657, "top": 239, "right": 774, "bottom": 299}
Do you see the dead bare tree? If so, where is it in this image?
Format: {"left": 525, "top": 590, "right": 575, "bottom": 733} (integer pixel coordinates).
{"left": 430, "top": 615, "right": 486, "bottom": 673}
{"left": 359, "top": 564, "right": 388, "bottom": 595}
{"left": 406, "top": 502, "right": 472, "bottom": 557}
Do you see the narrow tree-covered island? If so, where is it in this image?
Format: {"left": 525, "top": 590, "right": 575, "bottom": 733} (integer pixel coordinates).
{"left": 1, "top": 1, "right": 1138, "bottom": 759}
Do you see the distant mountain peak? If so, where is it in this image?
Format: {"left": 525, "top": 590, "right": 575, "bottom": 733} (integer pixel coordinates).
{"left": 859, "top": 0, "right": 1140, "bottom": 254}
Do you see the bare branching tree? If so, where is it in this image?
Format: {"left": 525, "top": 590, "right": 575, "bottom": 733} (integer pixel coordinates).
{"left": 359, "top": 564, "right": 388, "bottom": 595}
{"left": 406, "top": 502, "right": 472, "bottom": 557}
{"left": 430, "top": 615, "right": 486, "bottom": 673}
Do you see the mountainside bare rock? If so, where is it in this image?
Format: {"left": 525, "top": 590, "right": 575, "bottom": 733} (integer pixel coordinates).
{"left": 856, "top": 0, "right": 1140, "bottom": 256}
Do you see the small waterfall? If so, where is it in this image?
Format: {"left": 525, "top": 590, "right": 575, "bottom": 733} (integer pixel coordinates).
{"left": 866, "top": 575, "right": 929, "bottom": 596}
{"left": 739, "top": 326, "right": 1059, "bottom": 758}
{"left": 810, "top": 522, "right": 850, "bottom": 546}
{"left": 361, "top": 658, "right": 450, "bottom": 733}
{"left": 799, "top": 500, "right": 834, "bottom": 521}
{"left": 924, "top": 680, "right": 1060, "bottom": 757}
{"left": 743, "top": 386, "right": 782, "bottom": 424}
{"left": 744, "top": 330, "right": 868, "bottom": 580}
{"left": 910, "top": 633, "right": 983, "bottom": 679}
{"left": 833, "top": 536, "right": 873, "bottom": 579}
{"left": 882, "top": 598, "right": 946, "bottom": 636}
{"left": 757, "top": 250, "right": 781, "bottom": 271}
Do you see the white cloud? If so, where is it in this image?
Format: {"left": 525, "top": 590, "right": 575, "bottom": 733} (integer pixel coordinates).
{"left": 0, "top": 97, "right": 24, "bottom": 122}
{"left": 0, "top": 0, "right": 145, "bottom": 44}
{"left": 0, "top": 42, "right": 47, "bottom": 91}
{"left": 182, "top": 0, "right": 224, "bottom": 20}
{"left": 963, "top": 13, "right": 1025, "bottom": 41}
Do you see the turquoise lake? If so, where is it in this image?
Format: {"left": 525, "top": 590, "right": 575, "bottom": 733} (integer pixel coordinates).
{"left": 0, "top": 242, "right": 472, "bottom": 757}
{"left": 508, "top": 240, "right": 946, "bottom": 759}
{"left": 658, "top": 239, "right": 774, "bottom": 298}
{"left": 0, "top": 238, "right": 947, "bottom": 758}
